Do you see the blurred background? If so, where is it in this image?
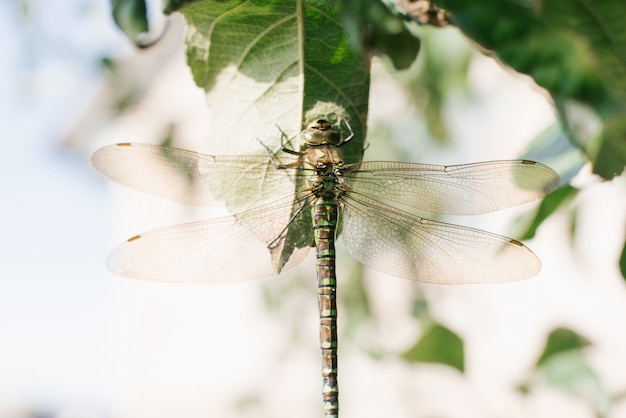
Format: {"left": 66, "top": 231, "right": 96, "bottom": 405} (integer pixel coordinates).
{"left": 1, "top": 1, "right": 625, "bottom": 418}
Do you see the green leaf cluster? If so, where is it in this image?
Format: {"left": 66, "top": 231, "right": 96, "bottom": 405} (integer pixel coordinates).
{"left": 519, "top": 328, "right": 614, "bottom": 417}
{"left": 110, "top": 0, "right": 626, "bottom": 182}
{"left": 435, "top": 0, "right": 626, "bottom": 179}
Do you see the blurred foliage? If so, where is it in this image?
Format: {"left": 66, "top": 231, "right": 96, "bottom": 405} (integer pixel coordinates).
{"left": 621, "top": 242, "right": 626, "bottom": 282}
{"left": 396, "top": 26, "right": 472, "bottom": 143}
{"left": 536, "top": 327, "right": 591, "bottom": 366}
{"left": 519, "top": 124, "right": 587, "bottom": 186}
{"left": 397, "top": 0, "right": 451, "bottom": 26}
{"left": 401, "top": 296, "right": 466, "bottom": 371}
{"left": 340, "top": 0, "right": 420, "bottom": 70}
{"left": 110, "top": 0, "right": 148, "bottom": 41}
{"left": 434, "top": 0, "right": 626, "bottom": 180}
{"left": 340, "top": 262, "right": 373, "bottom": 337}
{"left": 519, "top": 328, "right": 612, "bottom": 417}
{"left": 518, "top": 184, "right": 578, "bottom": 241}
{"left": 402, "top": 321, "right": 464, "bottom": 372}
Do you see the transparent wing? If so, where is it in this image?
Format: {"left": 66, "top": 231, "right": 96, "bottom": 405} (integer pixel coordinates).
{"left": 341, "top": 195, "right": 541, "bottom": 284}
{"left": 344, "top": 160, "right": 560, "bottom": 215}
{"left": 107, "top": 195, "right": 315, "bottom": 283}
{"left": 91, "top": 143, "right": 307, "bottom": 210}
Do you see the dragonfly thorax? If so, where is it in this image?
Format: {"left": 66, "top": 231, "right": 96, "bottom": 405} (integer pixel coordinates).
{"left": 306, "top": 152, "right": 347, "bottom": 202}
{"left": 300, "top": 119, "right": 342, "bottom": 146}
{"left": 300, "top": 120, "right": 348, "bottom": 201}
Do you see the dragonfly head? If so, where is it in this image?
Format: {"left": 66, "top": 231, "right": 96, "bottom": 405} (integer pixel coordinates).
{"left": 301, "top": 119, "right": 342, "bottom": 146}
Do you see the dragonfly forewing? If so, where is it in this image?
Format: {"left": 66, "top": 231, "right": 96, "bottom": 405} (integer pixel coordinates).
{"left": 91, "top": 143, "right": 304, "bottom": 211}
{"left": 345, "top": 160, "right": 559, "bottom": 215}
{"left": 340, "top": 194, "right": 541, "bottom": 284}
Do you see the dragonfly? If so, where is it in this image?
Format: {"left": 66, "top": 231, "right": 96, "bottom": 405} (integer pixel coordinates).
{"left": 92, "top": 118, "right": 559, "bottom": 418}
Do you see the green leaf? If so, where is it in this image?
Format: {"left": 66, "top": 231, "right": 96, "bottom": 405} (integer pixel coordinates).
{"left": 170, "top": 0, "right": 370, "bottom": 160}
{"left": 518, "top": 185, "right": 578, "bottom": 241}
{"left": 340, "top": 0, "right": 421, "bottom": 70}
{"left": 519, "top": 328, "right": 612, "bottom": 416}
{"left": 166, "top": 0, "right": 370, "bottom": 272}
{"left": 520, "top": 328, "right": 610, "bottom": 416}
{"left": 539, "top": 351, "right": 595, "bottom": 388}
{"left": 435, "top": 0, "right": 626, "bottom": 179}
{"left": 591, "top": 115, "right": 626, "bottom": 179}
{"left": 537, "top": 327, "right": 591, "bottom": 367}
{"left": 538, "top": 351, "right": 609, "bottom": 415}
{"left": 435, "top": 1, "right": 607, "bottom": 100}
{"left": 110, "top": 0, "right": 148, "bottom": 41}
{"left": 403, "top": 322, "right": 464, "bottom": 372}
{"left": 541, "top": 0, "right": 626, "bottom": 101}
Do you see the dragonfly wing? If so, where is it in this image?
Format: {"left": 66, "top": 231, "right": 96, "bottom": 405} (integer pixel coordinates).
{"left": 345, "top": 160, "right": 559, "bottom": 215}
{"left": 91, "top": 143, "right": 301, "bottom": 209}
{"left": 341, "top": 195, "right": 541, "bottom": 283}
{"left": 107, "top": 195, "right": 314, "bottom": 283}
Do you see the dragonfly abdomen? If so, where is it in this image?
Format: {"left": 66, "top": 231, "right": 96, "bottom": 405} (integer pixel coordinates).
{"left": 314, "top": 198, "right": 339, "bottom": 418}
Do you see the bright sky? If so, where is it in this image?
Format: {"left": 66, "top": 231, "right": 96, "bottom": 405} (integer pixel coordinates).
{"left": 0, "top": 0, "right": 126, "bottom": 415}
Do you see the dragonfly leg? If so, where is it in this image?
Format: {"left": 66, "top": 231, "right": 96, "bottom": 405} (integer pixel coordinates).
{"left": 338, "top": 116, "right": 354, "bottom": 145}
{"left": 257, "top": 137, "right": 303, "bottom": 170}
{"left": 266, "top": 196, "right": 311, "bottom": 252}
{"left": 276, "top": 124, "right": 305, "bottom": 156}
